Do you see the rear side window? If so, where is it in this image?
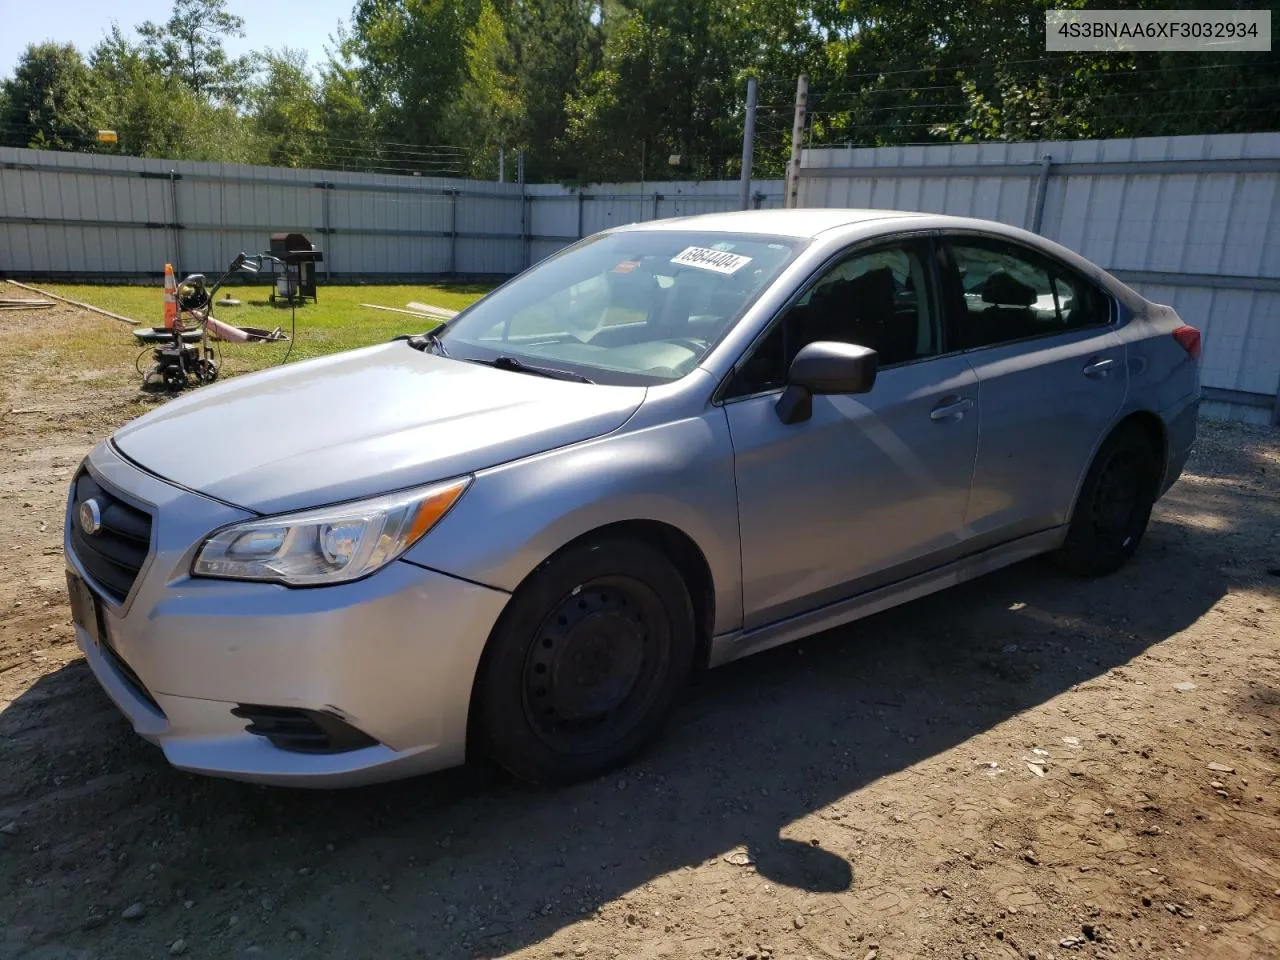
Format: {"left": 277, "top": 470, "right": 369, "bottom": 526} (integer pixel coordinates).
{"left": 1050, "top": 269, "right": 1109, "bottom": 330}
{"left": 947, "top": 239, "right": 1110, "bottom": 350}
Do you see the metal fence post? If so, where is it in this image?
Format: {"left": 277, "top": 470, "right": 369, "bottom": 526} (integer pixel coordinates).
{"left": 319, "top": 182, "right": 332, "bottom": 280}
{"left": 517, "top": 150, "right": 529, "bottom": 268}
{"left": 449, "top": 188, "right": 459, "bottom": 277}
{"left": 739, "top": 76, "right": 758, "bottom": 211}
{"left": 168, "top": 170, "right": 182, "bottom": 276}
{"left": 577, "top": 189, "right": 585, "bottom": 238}
{"left": 652, "top": 192, "right": 662, "bottom": 220}
{"left": 1030, "top": 155, "right": 1054, "bottom": 234}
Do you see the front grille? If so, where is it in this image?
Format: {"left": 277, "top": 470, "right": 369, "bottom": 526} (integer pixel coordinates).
{"left": 230, "top": 705, "right": 378, "bottom": 754}
{"left": 69, "top": 469, "right": 152, "bottom": 603}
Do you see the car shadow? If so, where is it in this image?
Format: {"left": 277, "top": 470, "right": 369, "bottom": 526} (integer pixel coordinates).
{"left": 0, "top": 504, "right": 1265, "bottom": 957}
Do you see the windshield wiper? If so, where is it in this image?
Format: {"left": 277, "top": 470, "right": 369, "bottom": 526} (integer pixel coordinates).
{"left": 395, "top": 329, "right": 449, "bottom": 357}
{"left": 480, "top": 355, "right": 594, "bottom": 384}
{"left": 398, "top": 334, "right": 592, "bottom": 383}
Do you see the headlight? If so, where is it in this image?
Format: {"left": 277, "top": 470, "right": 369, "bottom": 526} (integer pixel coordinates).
{"left": 192, "top": 477, "right": 471, "bottom": 586}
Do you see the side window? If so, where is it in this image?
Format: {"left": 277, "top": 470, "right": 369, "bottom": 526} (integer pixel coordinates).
{"left": 949, "top": 239, "right": 1109, "bottom": 349}
{"left": 1050, "top": 268, "right": 1110, "bottom": 330}
{"left": 726, "top": 240, "right": 939, "bottom": 398}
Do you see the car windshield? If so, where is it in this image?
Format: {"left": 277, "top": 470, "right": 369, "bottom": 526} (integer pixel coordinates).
{"left": 437, "top": 231, "right": 806, "bottom": 385}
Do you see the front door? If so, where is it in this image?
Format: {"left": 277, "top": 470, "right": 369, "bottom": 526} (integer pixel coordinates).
{"left": 940, "top": 234, "right": 1128, "bottom": 544}
{"left": 722, "top": 237, "right": 980, "bottom": 629}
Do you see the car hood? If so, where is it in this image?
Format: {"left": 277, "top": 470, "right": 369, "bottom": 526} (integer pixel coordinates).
{"left": 112, "top": 343, "right": 646, "bottom": 514}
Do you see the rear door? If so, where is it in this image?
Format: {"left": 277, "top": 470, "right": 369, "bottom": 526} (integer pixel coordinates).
{"left": 940, "top": 233, "right": 1127, "bottom": 545}
{"left": 723, "top": 235, "right": 980, "bottom": 629}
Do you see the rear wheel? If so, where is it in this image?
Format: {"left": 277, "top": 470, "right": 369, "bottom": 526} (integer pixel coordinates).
{"left": 474, "top": 538, "right": 695, "bottom": 784}
{"left": 1054, "top": 423, "right": 1161, "bottom": 576}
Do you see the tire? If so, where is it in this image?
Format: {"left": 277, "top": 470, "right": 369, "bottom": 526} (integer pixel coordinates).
{"left": 474, "top": 538, "right": 696, "bottom": 784}
{"left": 1054, "top": 423, "right": 1161, "bottom": 577}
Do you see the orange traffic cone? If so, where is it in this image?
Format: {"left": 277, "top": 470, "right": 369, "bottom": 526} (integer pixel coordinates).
{"left": 162, "top": 263, "right": 178, "bottom": 329}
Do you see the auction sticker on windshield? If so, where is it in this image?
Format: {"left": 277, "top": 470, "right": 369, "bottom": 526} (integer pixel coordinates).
{"left": 671, "top": 247, "right": 753, "bottom": 274}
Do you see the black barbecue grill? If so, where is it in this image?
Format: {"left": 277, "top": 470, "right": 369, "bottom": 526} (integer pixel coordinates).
{"left": 268, "top": 232, "right": 324, "bottom": 303}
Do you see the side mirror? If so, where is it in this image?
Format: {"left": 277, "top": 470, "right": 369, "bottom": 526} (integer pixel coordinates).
{"left": 775, "top": 341, "right": 878, "bottom": 425}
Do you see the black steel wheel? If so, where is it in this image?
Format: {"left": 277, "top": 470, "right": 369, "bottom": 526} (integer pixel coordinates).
{"left": 475, "top": 538, "right": 695, "bottom": 784}
{"left": 1054, "top": 423, "right": 1161, "bottom": 576}
{"left": 521, "top": 578, "right": 669, "bottom": 756}
{"left": 1090, "top": 447, "right": 1142, "bottom": 539}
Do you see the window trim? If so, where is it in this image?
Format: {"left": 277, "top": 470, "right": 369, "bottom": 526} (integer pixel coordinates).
{"left": 937, "top": 231, "right": 1117, "bottom": 355}
{"left": 714, "top": 230, "right": 944, "bottom": 405}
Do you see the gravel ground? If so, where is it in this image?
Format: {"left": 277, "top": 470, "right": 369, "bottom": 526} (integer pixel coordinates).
{"left": 1, "top": 304, "right": 1278, "bottom": 960}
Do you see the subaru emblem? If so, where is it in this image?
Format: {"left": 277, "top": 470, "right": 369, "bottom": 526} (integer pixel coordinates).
{"left": 78, "top": 499, "right": 102, "bottom": 536}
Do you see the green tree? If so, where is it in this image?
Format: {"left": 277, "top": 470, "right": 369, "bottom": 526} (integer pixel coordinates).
{"left": 89, "top": 23, "right": 258, "bottom": 162}
{"left": 348, "top": 0, "right": 483, "bottom": 149}
{"left": 313, "top": 24, "right": 383, "bottom": 170}
{"left": 0, "top": 42, "right": 99, "bottom": 150}
{"left": 566, "top": 0, "right": 769, "bottom": 181}
{"left": 440, "top": 0, "right": 525, "bottom": 178}
{"left": 807, "top": 0, "right": 1279, "bottom": 147}
{"left": 565, "top": 12, "right": 669, "bottom": 180}
{"left": 3, "top": 0, "right": 1277, "bottom": 175}
{"left": 251, "top": 49, "right": 324, "bottom": 167}
{"left": 136, "top": 0, "right": 253, "bottom": 104}
{"left": 507, "top": 0, "right": 601, "bottom": 180}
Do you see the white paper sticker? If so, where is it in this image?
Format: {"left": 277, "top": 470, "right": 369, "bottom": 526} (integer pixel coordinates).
{"left": 670, "top": 246, "right": 752, "bottom": 274}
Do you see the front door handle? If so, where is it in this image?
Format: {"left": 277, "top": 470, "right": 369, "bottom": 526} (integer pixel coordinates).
{"left": 1082, "top": 356, "right": 1115, "bottom": 379}
{"left": 930, "top": 396, "right": 974, "bottom": 422}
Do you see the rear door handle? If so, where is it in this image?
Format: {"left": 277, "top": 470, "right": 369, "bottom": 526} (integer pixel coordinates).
{"left": 1082, "top": 357, "right": 1115, "bottom": 379}
{"left": 930, "top": 396, "right": 974, "bottom": 422}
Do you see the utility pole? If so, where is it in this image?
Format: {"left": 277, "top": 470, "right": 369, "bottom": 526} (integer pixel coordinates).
{"left": 738, "top": 76, "right": 758, "bottom": 211}
{"left": 784, "top": 74, "right": 808, "bottom": 209}
{"left": 498, "top": 147, "right": 505, "bottom": 183}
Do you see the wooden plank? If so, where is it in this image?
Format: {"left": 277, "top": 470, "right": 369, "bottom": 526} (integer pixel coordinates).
{"left": 358, "top": 302, "right": 439, "bottom": 321}
{"left": 3, "top": 279, "right": 138, "bottom": 324}
{"left": 405, "top": 301, "right": 458, "bottom": 319}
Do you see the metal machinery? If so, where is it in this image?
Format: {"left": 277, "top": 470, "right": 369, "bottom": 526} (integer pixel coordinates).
{"left": 268, "top": 232, "right": 324, "bottom": 304}
{"left": 136, "top": 253, "right": 292, "bottom": 392}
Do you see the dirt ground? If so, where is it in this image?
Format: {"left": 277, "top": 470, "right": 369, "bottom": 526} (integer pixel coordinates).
{"left": 1, "top": 303, "right": 1278, "bottom": 960}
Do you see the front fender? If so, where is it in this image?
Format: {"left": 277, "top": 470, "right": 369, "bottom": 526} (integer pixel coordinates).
{"left": 401, "top": 411, "right": 744, "bottom": 636}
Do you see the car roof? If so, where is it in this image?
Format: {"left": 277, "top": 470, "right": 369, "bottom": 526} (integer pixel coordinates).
{"left": 611, "top": 207, "right": 1151, "bottom": 309}
{"left": 614, "top": 208, "right": 922, "bottom": 239}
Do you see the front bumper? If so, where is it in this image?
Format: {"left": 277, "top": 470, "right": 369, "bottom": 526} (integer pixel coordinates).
{"left": 68, "top": 441, "right": 511, "bottom": 787}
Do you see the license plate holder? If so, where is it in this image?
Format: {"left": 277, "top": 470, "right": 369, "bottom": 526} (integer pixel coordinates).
{"left": 66, "top": 570, "right": 102, "bottom": 648}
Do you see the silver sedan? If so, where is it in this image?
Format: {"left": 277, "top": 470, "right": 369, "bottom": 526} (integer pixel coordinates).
{"left": 65, "top": 209, "right": 1201, "bottom": 787}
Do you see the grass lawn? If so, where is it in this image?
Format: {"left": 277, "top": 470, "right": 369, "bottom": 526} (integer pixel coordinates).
{"left": 33, "top": 282, "right": 493, "bottom": 378}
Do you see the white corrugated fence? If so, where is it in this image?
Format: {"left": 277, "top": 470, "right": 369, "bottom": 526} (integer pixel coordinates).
{"left": 0, "top": 147, "right": 782, "bottom": 281}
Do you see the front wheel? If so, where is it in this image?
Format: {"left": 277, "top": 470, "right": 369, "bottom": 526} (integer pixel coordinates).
{"left": 1054, "top": 423, "right": 1161, "bottom": 577}
{"left": 474, "top": 538, "right": 695, "bottom": 784}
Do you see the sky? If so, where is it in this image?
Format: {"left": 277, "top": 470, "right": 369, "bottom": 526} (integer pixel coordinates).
{"left": 0, "top": 0, "right": 355, "bottom": 77}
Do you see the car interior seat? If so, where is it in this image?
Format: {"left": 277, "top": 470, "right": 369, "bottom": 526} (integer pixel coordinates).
{"left": 975, "top": 270, "right": 1038, "bottom": 345}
